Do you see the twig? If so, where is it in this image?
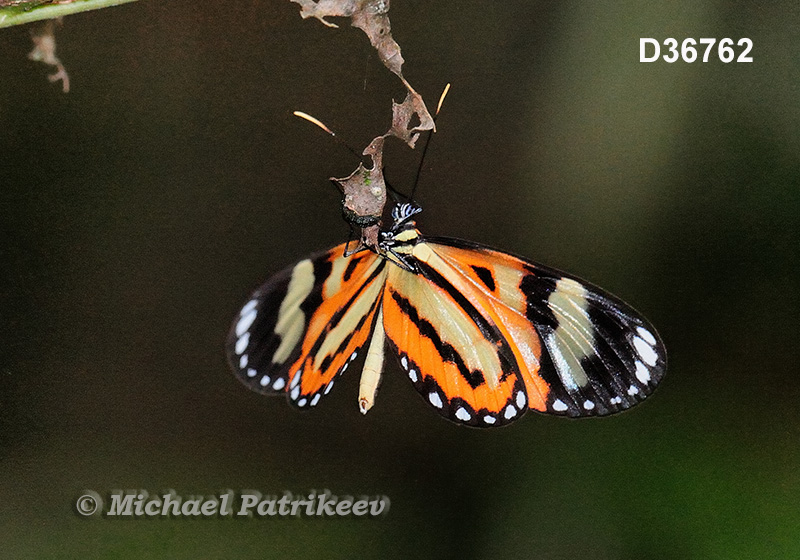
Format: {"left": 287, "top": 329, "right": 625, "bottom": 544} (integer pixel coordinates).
{"left": 0, "top": 0, "right": 137, "bottom": 29}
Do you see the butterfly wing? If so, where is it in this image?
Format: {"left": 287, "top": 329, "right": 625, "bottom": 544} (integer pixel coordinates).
{"left": 227, "top": 245, "right": 387, "bottom": 409}
{"left": 417, "top": 237, "right": 666, "bottom": 419}
{"left": 383, "top": 250, "right": 532, "bottom": 427}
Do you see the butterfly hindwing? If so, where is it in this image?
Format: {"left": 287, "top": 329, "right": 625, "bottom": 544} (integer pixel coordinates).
{"left": 227, "top": 245, "right": 386, "bottom": 409}
{"left": 285, "top": 250, "right": 387, "bottom": 409}
{"left": 424, "top": 238, "right": 666, "bottom": 418}
{"left": 383, "top": 247, "right": 531, "bottom": 427}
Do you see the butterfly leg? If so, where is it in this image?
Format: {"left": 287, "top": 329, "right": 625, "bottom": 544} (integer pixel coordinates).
{"left": 381, "top": 247, "right": 419, "bottom": 273}
{"left": 343, "top": 224, "right": 361, "bottom": 256}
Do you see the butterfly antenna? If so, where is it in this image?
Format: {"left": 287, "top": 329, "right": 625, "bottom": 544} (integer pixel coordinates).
{"left": 293, "top": 111, "right": 364, "bottom": 162}
{"left": 385, "top": 181, "right": 406, "bottom": 203}
{"left": 409, "top": 83, "right": 451, "bottom": 202}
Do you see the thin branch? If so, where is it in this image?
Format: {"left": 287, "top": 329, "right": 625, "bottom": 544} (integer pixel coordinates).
{"left": 0, "top": 0, "right": 137, "bottom": 29}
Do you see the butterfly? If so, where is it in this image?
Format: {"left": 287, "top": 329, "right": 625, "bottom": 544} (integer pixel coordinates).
{"left": 227, "top": 202, "right": 666, "bottom": 427}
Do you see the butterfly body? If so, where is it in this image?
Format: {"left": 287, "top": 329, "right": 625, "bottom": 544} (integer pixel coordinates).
{"left": 227, "top": 203, "right": 666, "bottom": 427}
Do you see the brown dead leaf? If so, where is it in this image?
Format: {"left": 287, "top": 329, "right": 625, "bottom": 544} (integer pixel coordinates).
{"left": 291, "top": 0, "right": 439, "bottom": 246}
{"left": 349, "top": 0, "right": 402, "bottom": 78}
{"left": 291, "top": 0, "right": 402, "bottom": 77}
{"left": 329, "top": 134, "right": 389, "bottom": 250}
{"left": 290, "top": 0, "right": 354, "bottom": 27}
{"left": 333, "top": 162, "right": 386, "bottom": 227}
{"left": 329, "top": 88, "right": 440, "bottom": 245}
{"left": 290, "top": 0, "right": 434, "bottom": 147}
{"left": 28, "top": 19, "right": 69, "bottom": 93}
{"left": 387, "top": 91, "right": 434, "bottom": 148}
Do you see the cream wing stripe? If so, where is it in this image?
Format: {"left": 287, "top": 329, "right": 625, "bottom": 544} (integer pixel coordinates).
{"left": 272, "top": 259, "right": 315, "bottom": 364}
{"left": 544, "top": 278, "right": 593, "bottom": 389}
{"left": 406, "top": 242, "right": 504, "bottom": 388}
{"left": 324, "top": 251, "right": 351, "bottom": 298}
{"left": 312, "top": 268, "right": 386, "bottom": 369}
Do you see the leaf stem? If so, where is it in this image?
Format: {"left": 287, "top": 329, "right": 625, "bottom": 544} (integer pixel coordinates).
{"left": 0, "top": 0, "right": 137, "bottom": 29}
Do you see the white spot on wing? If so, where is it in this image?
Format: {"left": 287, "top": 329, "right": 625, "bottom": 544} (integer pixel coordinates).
{"left": 272, "top": 377, "right": 286, "bottom": 390}
{"left": 240, "top": 299, "right": 258, "bottom": 316}
{"left": 290, "top": 372, "right": 301, "bottom": 389}
{"left": 552, "top": 399, "right": 568, "bottom": 412}
{"left": 401, "top": 355, "right": 408, "bottom": 369}
{"left": 324, "top": 380, "right": 334, "bottom": 395}
{"left": 503, "top": 405, "right": 517, "bottom": 419}
{"left": 483, "top": 415, "right": 496, "bottom": 425}
{"left": 310, "top": 393, "right": 320, "bottom": 406}
{"left": 297, "top": 398, "right": 307, "bottom": 407}
{"left": 583, "top": 400, "right": 595, "bottom": 410}
{"left": 259, "top": 375, "right": 270, "bottom": 387}
{"left": 246, "top": 368, "right": 257, "bottom": 378}
{"left": 610, "top": 396, "right": 622, "bottom": 405}
{"left": 627, "top": 385, "right": 639, "bottom": 396}
{"left": 235, "top": 332, "right": 250, "bottom": 355}
{"left": 515, "top": 391, "right": 526, "bottom": 409}
{"left": 455, "top": 407, "right": 471, "bottom": 421}
{"left": 633, "top": 336, "right": 659, "bottom": 366}
{"left": 635, "top": 360, "right": 651, "bottom": 383}
{"left": 636, "top": 326, "right": 657, "bottom": 346}
{"left": 290, "top": 385, "right": 300, "bottom": 400}
{"left": 238, "top": 354, "right": 248, "bottom": 369}
{"left": 428, "top": 392, "right": 443, "bottom": 409}
{"left": 408, "top": 369, "right": 418, "bottom": 383}
{"left": 235, "top": 308, "right": 257, "bottom": 337}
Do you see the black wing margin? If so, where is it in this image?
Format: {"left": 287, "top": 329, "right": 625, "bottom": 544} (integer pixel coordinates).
{"left": 226, "top": 249, "right": 335, "bottom": 396}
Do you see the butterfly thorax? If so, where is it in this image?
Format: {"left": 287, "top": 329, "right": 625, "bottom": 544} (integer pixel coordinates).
{"left": 377, "top": 203, "right": 424, "bottom": 272}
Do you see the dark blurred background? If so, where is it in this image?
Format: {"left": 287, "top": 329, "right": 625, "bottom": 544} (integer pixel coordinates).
{"left": 1, "top": 1, "right": 798, "bottom": 558}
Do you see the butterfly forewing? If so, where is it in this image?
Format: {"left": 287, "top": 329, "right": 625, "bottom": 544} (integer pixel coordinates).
{"left": 425, "top": 238, "right": 666, "bottom": 418}
{"left": 227, "top": 245, "right": 386, "bottom": 409}
{"left": 383, "top": 246, "right": 531, "bottom": 427}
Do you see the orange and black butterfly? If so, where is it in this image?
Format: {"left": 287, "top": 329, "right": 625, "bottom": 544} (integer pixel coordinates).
{"left": 227, "top": 203, "right": 666, "bottom": 427}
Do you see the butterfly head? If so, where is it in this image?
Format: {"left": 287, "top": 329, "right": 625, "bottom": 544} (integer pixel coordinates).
{"left": 389, "top": 202, "right": 422, "bottom": 232}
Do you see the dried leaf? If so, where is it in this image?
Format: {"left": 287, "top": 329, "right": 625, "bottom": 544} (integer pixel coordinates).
{"left": 362, "top": 135, "right": 384, "bottom": 170}
{"left": 290, "top": 0, "right": 353, "bottom": 28}
{"left": 386, "top": 91, "right": 434, "bottom": 148}
{"left": 329, "top": 134, "right": 390, "bottom": 250}
{"left": 330, "top": 87, "right": 441, "bottom": 244}
{"left": 290, "top": 0, "right": 434, "bottom": 146}
{"left": 291, "top": 0, "right": 438, "bottom": 245}
{"left": 349, "top": 0, "right": 402, "bottom": 78}
{"left": 28, "top": 19, "right": 69, "bottom": 92}
{"left": 291, "top": 0, "right": 402, "bottom": 76}
{"left": 333, "top": 161, "right": 386, "bottom": 227}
